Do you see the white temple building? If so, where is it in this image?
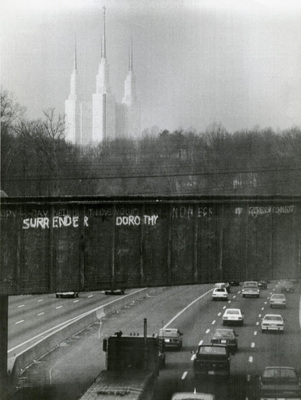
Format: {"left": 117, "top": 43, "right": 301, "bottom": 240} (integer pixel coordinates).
{"left": 65, "top": 7, "right": 141, "bottom": 145}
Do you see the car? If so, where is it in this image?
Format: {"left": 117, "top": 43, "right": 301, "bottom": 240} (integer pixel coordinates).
{"left": 105, "top": 289, "right": 125, "bottom": 295}
{"left": 193, "top": 344, "right": 231, "bottom": 376}
{"left": 211, "top": 328, "right": 238, "bottom": 354}
{"left": 261, "top": 314, "right": 284, "bottom": 332}
{"left": 229, "top": 280, "right": 240, "bottom": 286}
{"left": 171, "top": 392, "right": 215, "bottom": 400}
{"left": 242, "top": 281, "right": 260, "bottom": 298}
{"left": 269, "top": 293, "right": 286, "bottom": 308}
{"left": 257, "top": 366, "right": 301, "bottom": 399}
{"left": 222, "top": 308, "right": 244, "bottom": 326}
{"left": 257, "top": 280, "right": 268, "bottom": 289}
{"left": 158, "top": 328, "right": 183, "bottom": 350}
{"left": 212, "top": 287, "right": 228, "bottom": 301}
{"left": 171, "top": 391, "right": 215, "bottom": 400}
{"left": 279, "top": 280, "right": 295, "bottom": 293}
{"left": 55, "top": 291, "right": 78, "bottom": 298}
{"left": 215, "top": 282, "right": 231, "bottom": 293}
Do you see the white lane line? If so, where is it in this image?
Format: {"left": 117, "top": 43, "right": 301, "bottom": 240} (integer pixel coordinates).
{"left": 163, "top": 288, "right": 213, "bottom": 329}
{"left": 254, "top": 331, "right": 258, "bottom": 336}
{"left": 15, "top": 320, "right": 24, "bottom": 325}
{"left": 73, "top": 300, "right": 79, "bottom": 303}
{"left": 233, "top": 295, "right": 236, "bottom": 299}
{"left": 88, "top": 295, "right": 93, "bottom": 298}
{"left": 191, "top": 354, "right": 196, "bottom": 361}
{"left": 37, "top": 299, "right": 44, "bottom": 302}
{"left": 182, "top": 371, "right": 188, "bottom": 380}
{"left": 247, "top": 374, "right": 251, "bottom": 382}
{"left": 249, "top": 356, "right": 253, "bottom": 363}
{"left": 264, "top": 301, "right": 267, "bottom": 305}
{"left": 18, "top": 304, "right": 25, "bottom": 308}
{"left": 251, "top": 342, "right": 255, "bottom": 348}
{"left": 261, "top": 307, "right": 264, "bottom": 310}
{"left": 38, "top": 312, "right": 45, "bottom": 316}
{"left": 205, "top": 329, "right": 210, "bottom": 334}
{"left": 56, "top": 306, "right": 63, "bottom": 309}
{"left": 223, "top": 305, "right": 227, "bottom": 309}
{"left": 212, "top": 320, "right": 216, "bottom": 325}
{"left": 258, "top": 314, "right": 262, "bottom": 317}
{"left": 256, "top": 322, "right": 259, "bottom": 326}
{"left": 199, "top": 340, "right": 203, "bottom": 346}
{"left": 218, "top": 312, "right": 222, "bottom": 316}
{"left": 228, "top": 300, "right": 231, "bottom": 304}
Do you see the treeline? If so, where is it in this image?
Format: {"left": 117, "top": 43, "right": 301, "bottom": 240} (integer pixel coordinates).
{"left": 2, "top": 88, "right": 301, "bottom": 197}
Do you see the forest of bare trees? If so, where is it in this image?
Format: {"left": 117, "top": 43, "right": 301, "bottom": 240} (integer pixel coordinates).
{"left": 2, "top": 88, "right": 301, "bottom": 197}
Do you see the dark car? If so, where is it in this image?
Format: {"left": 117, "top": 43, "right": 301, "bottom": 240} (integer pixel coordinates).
{"left": 279, "top": 280, "right": 295, "bottom": 293}
{"left": 211, "top": 328, "right": 238, "bottom": 354}
{"left": 105, "top": 289, "right": 125, "bottom": 295}
{"left": 257, "top": 366, "right": 301, "bottom": 399}
{"left": 158, "top": 328, "right": 183, "bottom": 350}
{"left": 229, "top": 281, "right": 240, "bottom": 286}
{"left": 193, "top": 345, "right": 230, "bottom": 376}
{"left": 257, "top": 280, "right": 268, "bottom": 289}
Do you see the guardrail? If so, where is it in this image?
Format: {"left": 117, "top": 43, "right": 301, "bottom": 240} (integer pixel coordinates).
{"left": 8, "top": 288, "right": 148, "bottom": 384}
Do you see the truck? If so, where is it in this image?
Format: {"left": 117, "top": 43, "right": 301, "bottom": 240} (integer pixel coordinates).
{"left": 79, "top": 322, "right": 160, "bottom": 400}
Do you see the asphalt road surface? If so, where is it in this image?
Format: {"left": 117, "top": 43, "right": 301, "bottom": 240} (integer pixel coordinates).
{"left": 8, "top": 281, "right": 301, "bottom": 400}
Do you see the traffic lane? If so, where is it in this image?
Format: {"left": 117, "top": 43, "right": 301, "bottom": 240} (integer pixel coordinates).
{"left": 8, "top": 290, "right": 141, "bottom": 350}
{"left": 10, "top": 285, "right": 214, "bottom": 400}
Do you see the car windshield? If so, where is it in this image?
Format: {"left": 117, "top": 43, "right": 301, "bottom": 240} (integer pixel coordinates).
{"left": 264, "top": 316, "right": 282, "bottom": 321}
{"left": 226, "top": 310, "right": 239, "bottom": 315}
{"left": 213, "top": 330, "right": 234, "bottom": 338}
{"left": 159, "top": 329, "right": 178, "bottom": 337}
{"left": 216, "top": 289, "right": 226, "bottom": 292}
{"left": 198, "top": 346, "right": 226, "bottom": 355}
{"left": 262, "top": 368, "right": 298, "bottom": 383}
{"left": 272, "top": 295, "right": 284, "bottom": 299}
{"left": 244, "top": 282, "right": 258, "bottom": 287}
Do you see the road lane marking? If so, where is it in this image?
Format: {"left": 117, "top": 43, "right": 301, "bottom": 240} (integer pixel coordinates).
{"left": 15, "top": 320, "right": 24, "bottom": 325}
{"left": 228, "top": 300, "right": 231, "bottom": 303}
{"left": 37, "top": 299, "right": 43, "bottom": 302}
{"left": 212, "top": 320, "right": 216, "bottom": 325}
{"left": 261, "top": 307, "right": 264, "bottom": 310}
{"left": 205, "top": 329, "right": 210, "bottom": 334}
{"left": 256, "top": 322, "right": 259, "bottom": 326}
{"left": 73, "top": 300, "right": 79, "bottom": 303}
{"left": 18, "top": 305, "right": 25, "bottom": 308}
{"left": 259, "top": 314, "right": 261, "bottom": 317}
{"left": 251, "top": 342, "right": 255, "bottom": 348}
{"left": 249, "top": 356, "right": 253, "bottom": 363}
{"left": 264, "top": 301, "right": 267, "bottom": 305}
{"left": 223, "top": 305, "right": 227, "bottom": 309}
{"left": 56, "top": 306, "right": 63, "bottom": 309}
{"left": 163, "top": 288, "right": 214, "bottom": 329}
{"left": 247, "top": 374, "right": 251, "bottom": 381}
{"left": 88, "top": 295, "right": 93, "bottom": 298}
{"left": 218, "top": 312, "right": 221, "bottom": 316}
{"left": 38, "top": 312, "right": 45, "bottom": 316}
{"left": 182, "top": 371, "right": 188, "bottom": 380}
{"left": 233, "top": 295, "right": 236, "bottom": 299}
{"left": 199, "top": 339, "right": 203, "bottom": 346}
{"left": 254, "top": 331, "right": 257, "bottom": 335}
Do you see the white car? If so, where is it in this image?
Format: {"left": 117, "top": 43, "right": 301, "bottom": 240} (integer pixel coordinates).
{"left": 269, "top": 293, "right": 286, "bottom": 308}
{"left": 222, "top": 308, "right": 244, "bottom": 326}
{"left": 212, "top": 287, "right": 228, "bottom": 301}
{"left": 261, "top": 314, "right": 284, "bottom": 332}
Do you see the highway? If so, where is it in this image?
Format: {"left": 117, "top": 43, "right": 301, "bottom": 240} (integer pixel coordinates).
{"left": 8, "top": 282, "right": 301, "bottom": 400}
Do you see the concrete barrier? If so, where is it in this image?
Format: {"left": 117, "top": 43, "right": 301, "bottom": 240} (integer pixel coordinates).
{"left": 8, "top": 288, "right": 148, "bottom": 383}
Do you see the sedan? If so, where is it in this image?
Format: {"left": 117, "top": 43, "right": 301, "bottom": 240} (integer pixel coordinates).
{"left": 55, "top": 291, "right": 79, "bottom": 298}
{"left": 261, "top": 314, "right": 284, "bottom": 332}
{"left": 211, "top": 328, "right": 238, "bottom": 354}
{"left": 158, "top": 328, "right": 183, "bottom": 350}
{"left": 222, "top": 308, "right": 244, "bottom": 326}
{"left": 242, "top": 281, "right": 260, "bottom": 298}
{"left": 212, "top": 287, "right": 228, "bottom": 301}
{"left": 270, "top": 293, "right": 286, "bottom": 308}
{"left": 279, "top": 280, "right": 295, "bottom": 293}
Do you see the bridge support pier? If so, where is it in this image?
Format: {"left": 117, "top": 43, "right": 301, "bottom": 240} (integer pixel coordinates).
{"left": 0, "top": 296, "right": 9, "bottom": 395}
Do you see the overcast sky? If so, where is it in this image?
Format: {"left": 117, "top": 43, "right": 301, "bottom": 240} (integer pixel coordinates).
{"left": 1, "top": 0, "right": 301, "bottom": 133}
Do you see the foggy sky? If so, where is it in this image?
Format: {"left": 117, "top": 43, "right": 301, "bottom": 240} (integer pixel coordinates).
{"left": 1, "top": 0, "right": 301, "bottom": 133}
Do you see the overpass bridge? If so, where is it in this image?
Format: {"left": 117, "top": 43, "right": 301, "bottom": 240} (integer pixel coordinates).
{"left": 0, "top": 195, "right": 301, "bottom": 390}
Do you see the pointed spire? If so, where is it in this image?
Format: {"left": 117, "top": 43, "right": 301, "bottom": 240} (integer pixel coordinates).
{"left": 74, "top": 35, "right": 78, "bottom": 71}
{"left": 129, "top": 36, "right": 133, "bottom": 72}
{"left": 102, "top": 6, "right": 106, "bottom": 59}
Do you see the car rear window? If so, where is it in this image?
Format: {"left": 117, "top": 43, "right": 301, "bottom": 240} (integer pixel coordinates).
{"left": 198, "top": 346, "right": 226, "bottom": 355}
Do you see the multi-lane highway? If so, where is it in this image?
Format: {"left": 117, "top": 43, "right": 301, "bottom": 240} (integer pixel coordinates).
{"left": 9, "top": 281, "right": 301, "bottom": 400}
